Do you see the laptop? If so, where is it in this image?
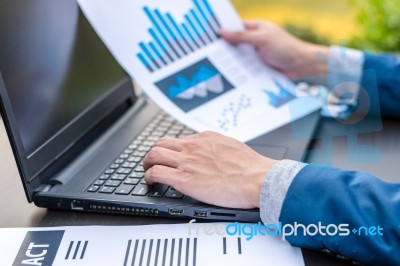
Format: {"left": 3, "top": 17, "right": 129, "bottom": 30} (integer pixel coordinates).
{"left": 0, "top": 0, "right": 320, "bottom": 222}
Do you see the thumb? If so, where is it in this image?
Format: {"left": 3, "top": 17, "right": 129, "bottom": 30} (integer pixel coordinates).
{"left": 220, "top": 29, "right": 262, "bottom": 46}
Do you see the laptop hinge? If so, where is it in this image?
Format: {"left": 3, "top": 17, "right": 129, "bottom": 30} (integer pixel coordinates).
{"left": 33, "top": 184, "right": 54, "bottom": 197}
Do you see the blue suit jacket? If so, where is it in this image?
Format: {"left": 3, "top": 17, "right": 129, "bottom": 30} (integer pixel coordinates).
{"left": 279, "top": 53, "right": 400, "bottom": 266}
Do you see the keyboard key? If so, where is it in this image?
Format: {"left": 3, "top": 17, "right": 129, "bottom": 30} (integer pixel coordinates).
{"left": 130, "top": 172, "right": 144, "bottom": 179}
{"left": 148, "top": 184, "right": 168, "bottom": 197}
{"left": 138, "top": 145, "right": 151, "bottom": 152}
{"left": 164, "top": 115, "right": 175, "bottom": 122}
{"left": 117, "top": 168, "right": 132, "bottom": 175}
{"left": 109, "top": 163, "right": 120, "bottom": 169}
{"left": 105, "top": 180, "right": 121, "bottom": 187}
{"left": 124, "top": 178, "right": 140, "bottom": 185}
{"left": 172, "top": 124, "right": 184, "bottom": 130}
{"left": 110, "top": 174, "right": 126, "bottom": 181}
{"left": 87, "top": 185, "right": 100, "bottom": 192}
{"left": 160, "top": 121, "right": 173, "bottom": 127}
{"left": 165, "top": 189, "right": 184, "bottom": 199}
{"left": 140, "top": 179, "right": 147, "bottom": 184}
{"left": 124, "top": 148, "right": 133, "bottom": 154}
{"left": 133, "top": 151, "right": 146, "bottom": 157}
{"left": 127, "top": 156, "right": 141, "bottom": 163}
{"left": 156, "top": 114, "right": 165, "bottom": 120}
{"left": 150, "top": 131, "right": 163, "bottom": 137}
{"left": 104, "top": 168, "right": 115, "bottom": 175}
{"left": 99, "top": 174, "right": 110, "bottom": 180}
{"left": 166, "top": 129, "right": 181, "bottom": 135}
{"left": 99, "top": 186, "right": 115, "bottom": 194}
{"left": 115, "top": 185, "right": 135, "bottom": 195}
{"left": 129, "top": 144, "right": 138, "bottom": 150}
{"left": 122, "top": 162, "right": 136, "bottom": 169}
{"left": 119, "top": 154, "right": 129, "bottom": 159}
{"left": 131, "top": 184, "right": 151, "bottom": 196}
{"left": 140, "top": 130, "right": 151, "bottom": 136}
{"left": 142, "top": 140, "right": 155, "bottom": 146}
{"left": 94, "top": 179, "right": 106, "bottom": 186}
{"left": 157, "top": 126, "right": 168, "bottom": 132}
{"left": 147, "top": 136, "right": 159, "bottom": 141}
{"left": 132, "top": 139, "right": 142, "bottom": 145}
{"left": 114, "top": 158, "right": 124, "bottom": 164}
{"left": 134, "top": 165, "right": 144, "bottom": 172}
{"left": 182, "top": 129, "right": 195, "bottom": 135}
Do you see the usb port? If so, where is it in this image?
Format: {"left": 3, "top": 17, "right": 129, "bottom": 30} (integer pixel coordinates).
{"left": 194, "top": 210, "right": 208, "bottom": 218}
{"left": 169, "top": 209, "right": 184, "bottom": 215}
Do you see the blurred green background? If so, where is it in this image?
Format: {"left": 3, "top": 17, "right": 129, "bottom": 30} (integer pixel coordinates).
{"left": 231, "top": 0, "right": 400, "bottom": 52}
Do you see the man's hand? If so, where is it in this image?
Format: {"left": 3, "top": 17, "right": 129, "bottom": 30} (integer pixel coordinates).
{"left": 143, "top": 131, "right": 278, "bottom": 209}
{"left": 221, "top": 20, "right": 329, "bottom": 79}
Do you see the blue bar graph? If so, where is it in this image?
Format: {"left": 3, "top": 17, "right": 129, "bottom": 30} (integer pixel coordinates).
{"left": 137, "top": 0, "right": 222, "bottom": 72}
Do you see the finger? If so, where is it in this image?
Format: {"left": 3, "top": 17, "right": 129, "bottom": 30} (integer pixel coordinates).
{"left": 243, "top": 20, "right": 263, "bottom": 30}
{"left": 154, "top": 137, "right": 185, "bottom": 152}
{"left": 144, "top": 165, "right": 183, "bottom": 188}
{"left": 181, "top": 131, "right": 221, "bottom": 142}
{"left": 220, "top": 29, "right": 262, "bottom": 46}
{"left": 179, "top": 133, "right": 200, "bottom": 139}
{"left": 143, "top": 146, "right": 181, "bottom": 170}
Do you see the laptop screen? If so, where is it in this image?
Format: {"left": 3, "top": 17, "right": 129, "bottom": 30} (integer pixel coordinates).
{"left": 0, "top": 0, "right": 132, "bottom": 180}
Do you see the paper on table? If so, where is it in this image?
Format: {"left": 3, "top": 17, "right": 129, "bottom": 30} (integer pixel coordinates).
{"left": 77, "top": 0, "right": 321, "bottom": 142}
{"left": 0, "top": 223, "right": 304, "bottom": 266}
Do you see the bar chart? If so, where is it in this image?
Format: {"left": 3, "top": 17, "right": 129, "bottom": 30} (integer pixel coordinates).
{"left": 137, "top": 0, "right": 222, "bottom": 72}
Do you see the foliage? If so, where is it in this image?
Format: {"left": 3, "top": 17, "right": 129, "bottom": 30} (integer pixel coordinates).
{"left": 348, "top": 0, "right": 400, "bottom": 52}
{"left": 284, "top": 23, "right": 330, "bottom": 46}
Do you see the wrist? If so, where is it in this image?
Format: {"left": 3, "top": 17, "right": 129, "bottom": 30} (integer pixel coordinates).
{"left": 293, "top": 43, "right": 329, "bottom": 79}
{"left": 251, "top": 158, "right": 279, "bottom": 208}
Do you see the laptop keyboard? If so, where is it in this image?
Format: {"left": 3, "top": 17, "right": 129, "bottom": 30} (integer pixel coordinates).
{"left": 86, "top": 112, "right": 195, "bottom": 199}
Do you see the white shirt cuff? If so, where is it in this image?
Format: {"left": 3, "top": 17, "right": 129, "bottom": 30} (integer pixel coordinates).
{"left": 259, "top": 160, "right": 306, "bottom": 225}
{"left": 328, "top": 46, "right": 364, "bottom": 93}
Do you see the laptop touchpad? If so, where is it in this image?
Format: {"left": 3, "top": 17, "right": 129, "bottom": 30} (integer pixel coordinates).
{"left": 248, "top": 144, "right": 287, "bottom": 160}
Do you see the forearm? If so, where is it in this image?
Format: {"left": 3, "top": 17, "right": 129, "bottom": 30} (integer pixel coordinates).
{"left": 274, "top": 165, "right": 400, "bottom": 265}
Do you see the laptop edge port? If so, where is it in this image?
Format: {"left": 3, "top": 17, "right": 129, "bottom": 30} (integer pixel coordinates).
{"left": 71, "top": 200, "right": 84, "bottom": 211}
{"left": 169, "top": 209, "right": 184, "bottom": 215}
{"left": 194, "top": 210, "right": 208, "bottom": 218}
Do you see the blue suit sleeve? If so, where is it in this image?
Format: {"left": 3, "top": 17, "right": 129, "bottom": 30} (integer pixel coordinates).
{"left": 279, "top": 164, "right": 400, "bottom": 265}
{"left": 363, "top": 53, "right": 400, "bottom": 117}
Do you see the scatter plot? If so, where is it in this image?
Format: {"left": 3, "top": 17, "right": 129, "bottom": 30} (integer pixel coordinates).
{"left": 217, "top": 94, "right": 252, "bottom": 131}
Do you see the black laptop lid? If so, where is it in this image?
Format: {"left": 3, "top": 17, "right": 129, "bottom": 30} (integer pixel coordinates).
{"left": 0, "top": 0, "right": 135, "bottom": 200}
